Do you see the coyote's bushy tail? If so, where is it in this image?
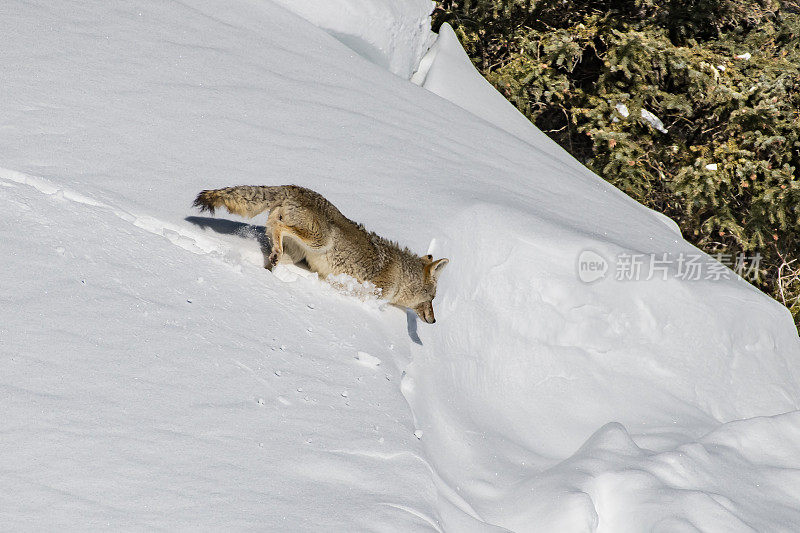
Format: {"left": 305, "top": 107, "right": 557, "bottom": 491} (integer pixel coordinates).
{"left": 193, "top": 185, "right": 280, "bottom": 218}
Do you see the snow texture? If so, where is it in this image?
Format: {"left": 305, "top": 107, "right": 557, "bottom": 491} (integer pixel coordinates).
{"left": 272, "top": 0, "right": 436, "bottom": 79}
{"left": 2, "top": 1, "right": 800, "bottom": 531}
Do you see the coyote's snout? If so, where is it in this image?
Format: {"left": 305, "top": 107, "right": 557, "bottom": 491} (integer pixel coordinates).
{"left": 193, "top": 185, "right": 448, "bottom": 323}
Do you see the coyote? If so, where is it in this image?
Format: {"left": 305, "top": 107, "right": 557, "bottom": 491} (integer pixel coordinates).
{"left": 193, "top": 185, "right": 449, "bottom": 323}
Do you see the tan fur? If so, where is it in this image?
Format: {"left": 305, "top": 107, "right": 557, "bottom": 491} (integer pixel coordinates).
{"left": 193, "top": 185, "right": 449, "bottom": 323}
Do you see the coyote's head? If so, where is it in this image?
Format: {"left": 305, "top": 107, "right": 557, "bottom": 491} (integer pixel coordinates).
{"left": 395, "top": 254, "right": 449, "bottom": 324}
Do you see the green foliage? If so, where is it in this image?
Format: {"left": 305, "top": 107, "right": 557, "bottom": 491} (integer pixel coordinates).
{"left": 434, "top": 0, "right": 800, "bottom": 329}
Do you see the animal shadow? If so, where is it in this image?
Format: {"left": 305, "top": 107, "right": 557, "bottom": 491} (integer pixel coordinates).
{"left": 405, "top": 309, "right": 423, "bottom": 345}
{"left": 185, "top": 216, "right": 272, "bottom": 266}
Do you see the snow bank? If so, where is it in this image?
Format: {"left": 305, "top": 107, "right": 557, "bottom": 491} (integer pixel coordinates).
{"left": 3, "top": 0, "right": 800, "bottom": 531}
{"left": 417, "top": 24, "right": 566, "bottom": 154}
{"left": 272, "top": 0, "right": 436, "bottom": 79}
{"left": 403, "top": 16, "right": 800, "bottom": 533}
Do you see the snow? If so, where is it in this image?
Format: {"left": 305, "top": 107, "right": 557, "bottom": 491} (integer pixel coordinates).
{"left": 272, "top": 0, "right": 436, "bottom": 79}
{"left": 356, "top": 351, "right": 382, "bottom": 368}
{"left": 640, "top": 108, "right": 669, "bottom": 134}
{"left": 417, "top": 23, "right": 546, "bottom": 145}
{"left": 3, "top": 1, "right": 800, "bottom": 531}
{"left": 613, "top": 103, "right": 668, "bottom": 133}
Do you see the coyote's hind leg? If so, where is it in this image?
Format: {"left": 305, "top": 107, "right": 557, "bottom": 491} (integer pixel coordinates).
{"left": 266, "top": 224, "right": 284, "bottom": 270}
{"left": 258, "top": 231, "right": 274, "bottom": 269}
{"left": 264, "top": 205, "right": 328, "bottom": 270}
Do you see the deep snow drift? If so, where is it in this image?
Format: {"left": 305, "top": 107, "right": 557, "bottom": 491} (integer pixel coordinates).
{"left": 2, "top": 1, "right": 799, "bottom": 531}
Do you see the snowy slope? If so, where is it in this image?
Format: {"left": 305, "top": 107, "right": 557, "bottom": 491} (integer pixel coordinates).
{"left": 2, "top": 1, "right": 800, "bottom": 531}
{"left": 1, "top": 171, "right": 438, "bottom": 530}
{"left": 272, "top": 0, "right": 436, "bottom": 79}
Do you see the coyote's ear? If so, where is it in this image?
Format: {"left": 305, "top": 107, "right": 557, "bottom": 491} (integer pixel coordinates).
{"left": 426, "top": 258, "right": 449, "bottom": 281}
